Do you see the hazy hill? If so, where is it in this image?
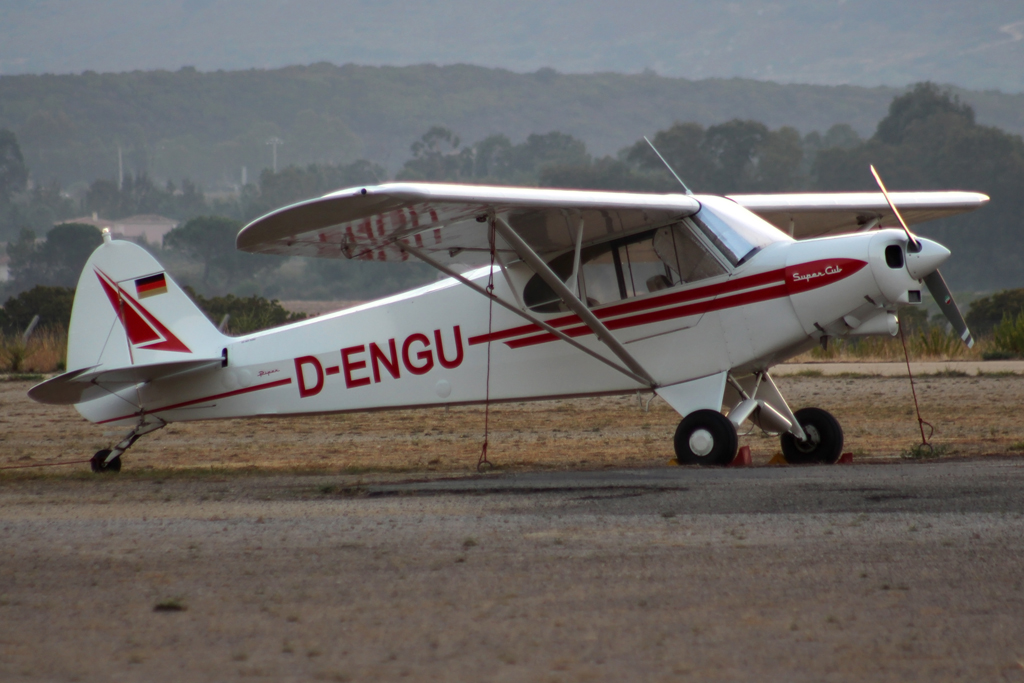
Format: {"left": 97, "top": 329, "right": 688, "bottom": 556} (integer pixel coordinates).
{"left": 1, "top": 0, "right": 1022, "bottom": 92}
{"left": 2, "top": 63, "right": 1024, "bottom": 188}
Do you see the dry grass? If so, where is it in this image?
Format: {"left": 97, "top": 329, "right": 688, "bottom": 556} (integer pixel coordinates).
{"left": 791, "top": 329, "right": 988, "bottom": 363}
{"left": 0, "top": 328, "right": 67, "bottom": 373}
{"left": 3, "top": 372, "right": 1023, "bottom": 476}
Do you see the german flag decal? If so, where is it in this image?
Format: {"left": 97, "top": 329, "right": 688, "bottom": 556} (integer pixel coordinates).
{"left": 135, "top": 273, "right": 168, "bottom": 298}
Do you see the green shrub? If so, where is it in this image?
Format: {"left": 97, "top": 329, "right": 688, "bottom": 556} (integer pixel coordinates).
{"left": 965, "top": 289, "right": 1024, "bottom": 336}
{"left": 0, "top": 285, "right": 76, "bottom": 334}
{"left": 185, "top": 287, "right": 306, "bottom": 335}
{"left": 991, "top": 312, "right": 1024, "bottom": 358}
{"left": 910, "top": 327, "right": 965, "bottom": 358}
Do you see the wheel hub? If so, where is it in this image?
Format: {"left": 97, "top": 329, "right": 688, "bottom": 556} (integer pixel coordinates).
{"left": 795, "top": 424, "right": 821, "bottom": 453}
{"left": 689, "top": 429, "right": 715, "bottom": 456}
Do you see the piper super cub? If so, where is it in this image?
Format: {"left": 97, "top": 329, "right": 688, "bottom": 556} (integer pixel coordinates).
{"left": 29, "top": 170, "right": 987, "bottom": 471}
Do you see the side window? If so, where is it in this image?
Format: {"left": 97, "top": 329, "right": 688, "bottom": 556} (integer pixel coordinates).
{"left": 523, "top": 222, "right": 728, "bottom": 313}
{"left": 653, "top": 221, "right": 728, "bottom": 284}
{"left": 522, "top": 251, "right": 576, "bottom": 313}
{"left": 578, "top": 245, "right": 620, "bottom": 307}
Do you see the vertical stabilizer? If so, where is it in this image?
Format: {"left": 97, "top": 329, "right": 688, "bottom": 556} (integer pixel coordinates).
{"left": 67, "top": 238, "right": 227, "bottom": 374}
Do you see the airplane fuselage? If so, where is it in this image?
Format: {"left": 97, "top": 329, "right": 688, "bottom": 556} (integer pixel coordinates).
{"left": 76, "top": 228, "right": 927, "bottom": 428}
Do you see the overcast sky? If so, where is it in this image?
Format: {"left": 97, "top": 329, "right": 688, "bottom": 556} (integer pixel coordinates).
{"left": 1, "top": 0, "right": 1022, "bottom": 91}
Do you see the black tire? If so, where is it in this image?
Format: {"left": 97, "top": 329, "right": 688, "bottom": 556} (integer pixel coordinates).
{"left": 90, "top": 450, "right": 122, "bottom": 473}
{"left": 674, "top": 409, "right": 738, "bottom": 466}
{"left": 780, "top": 407, "right": 844, "bottom": 464}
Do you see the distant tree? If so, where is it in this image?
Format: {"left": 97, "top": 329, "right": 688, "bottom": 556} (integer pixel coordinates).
{"left": 184, "top": 287, "right": 306, "bottom": 334}
{"left": 164, "top": 216, "right": 242, "bottom": 287}
{"left": 813, "top": 83, "right": 1024, "bottom": 289}
{"left": 0, "top": 129, "right": 28, "bottom": 203}
{"left": 540, "top": 157, "right": 654, "bottom": 192}
{"left": 168, "top": 178, "right": 208, "bottom": 219}
{"left": 821, "top": 123, "right": 862, "bottom": 150}
{"left": 505, "top": 132, "right": 590, "bottom": 178}
{"left": 82, "top": 172, "right": 209, "bottom": 221}
{"left": 473, "top": 134, "right": 513, "bottom": 179}
{"left": 700, "top": 119, "right": 779, "bottom": 193}
{"left": 83, "top": 179, "right": 121, "bottom": 218}
{"left": 965, "top": 290, "right": 1024, "bottom": 336}
{"left": 6, "top": 223, "right": 102, "bottom": 292}
{"left": 755, "top": 126, "right": 804, "bottom": 192}
{"left": 396, "top": 128, "right": 592, "bottom": 185}
{"left": 164, "top": 215, "right": 276, "bottom": 293}
{"left": 625, "top": 122, "right": 709, "bottom": 192}
{"left": 397, "top": 126, "right": 473, "bottom": 181}
{"left": 875, "top": 82, "right": 974, "bottom": 146}
{"left": 548, "top": 120, "right": 804, "bottom": 194}
{"left": 801, "top": 124, "right": 863, "bottom": 181}
{"left": 0, "top": 285, "right": 76, "bottom": 334}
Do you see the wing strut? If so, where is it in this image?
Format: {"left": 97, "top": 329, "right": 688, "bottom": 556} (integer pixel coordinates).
{"left": 492, "top": 217, "right": 657, "bottom": 386}
{"left": 399, "top": 242, "right": 653, "bottom": 387}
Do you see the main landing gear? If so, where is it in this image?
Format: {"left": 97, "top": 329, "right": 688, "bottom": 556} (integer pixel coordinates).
{"left": 674, "top": 409, "right": 738, "bottom": 466}
{"left": 672, "top": 372, "right": 844, "bottom": 466}
{"left": 780, "top": 407, "right": 844, "bottom": 465}
{"left": 90, "top": 419, "right": 166, "bottom": 474}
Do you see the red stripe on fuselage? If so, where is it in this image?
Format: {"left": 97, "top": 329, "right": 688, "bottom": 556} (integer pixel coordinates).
{"left": 96, "top": 377, "right": 293, "bottom": 424}
{"left": 468, "top": 267, "right": 787, "bottom": 346}
{"left": 472, "top": 259, "right": 867, "bottom": 349}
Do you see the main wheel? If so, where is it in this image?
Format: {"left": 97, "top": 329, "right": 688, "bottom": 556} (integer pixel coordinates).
{"left": 90, "top": 449, "right": 122, "bottom": 473}
{"left": 780, "top": 407, "right": 843, "bottom": 464}
{"left": 674, "top": 409, "right": 738, "bottom": 466}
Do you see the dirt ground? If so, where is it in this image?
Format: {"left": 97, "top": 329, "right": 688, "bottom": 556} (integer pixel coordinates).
{"left": 3, "top": 370, "right": 1024, "bottom": 681}
{"left": 2, "top": 368, "right": 1024, "bottom": 473}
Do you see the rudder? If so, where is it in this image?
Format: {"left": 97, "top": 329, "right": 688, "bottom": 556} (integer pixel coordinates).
{"left": 67, "top": 235, "right": 227, "bottom": 374}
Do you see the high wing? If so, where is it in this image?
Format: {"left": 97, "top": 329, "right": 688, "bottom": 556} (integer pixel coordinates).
{"left": 730, "top": 191, "right": 989, "bottom": 239}
{"left": 237, "top": 183, "right": 702, "bottom": 264}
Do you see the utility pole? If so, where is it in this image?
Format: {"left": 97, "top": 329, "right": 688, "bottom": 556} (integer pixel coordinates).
{"left": 117, "top": 144, "right": 123, "bottom": 190}
{"left": 266, "top": 137, "right": 283, "bottom": 173}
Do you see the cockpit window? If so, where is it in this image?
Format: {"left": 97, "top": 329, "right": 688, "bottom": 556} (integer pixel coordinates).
{"left": 653, "top": 223, "right": 727, "bottom": 284}
{"left": 521, "top": 250, "right": 576, "bottom": 313}
{"left": 691, "top": 196, "right": 787, "bottom": 266}
{"left": 522, "top": 220, "right": 729, "bottom": 312}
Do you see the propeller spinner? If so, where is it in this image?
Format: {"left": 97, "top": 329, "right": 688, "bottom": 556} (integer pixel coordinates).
{"left": 870, "top": 165, "right": 974, "bottom": 348}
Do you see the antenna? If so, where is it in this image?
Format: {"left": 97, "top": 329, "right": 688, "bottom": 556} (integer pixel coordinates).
{"left": 644, "top": 136, "right": 692, "bottom": 195}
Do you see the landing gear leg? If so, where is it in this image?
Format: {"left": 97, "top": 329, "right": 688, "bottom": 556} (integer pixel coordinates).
{"left": 90, "top": 418, "right": 166, "bottom": 474}
{"left": 726, "top": 371, "right": 844, "bottom": 465}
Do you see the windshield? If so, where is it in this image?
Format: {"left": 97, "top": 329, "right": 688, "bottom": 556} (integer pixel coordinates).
{"left": 691, "top": 196, "right": 790, "bottom": 266}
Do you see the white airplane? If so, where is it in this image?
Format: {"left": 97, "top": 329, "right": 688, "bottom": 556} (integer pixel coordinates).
{"left": 29, "top": 172, "right": 987, "bottom": 472}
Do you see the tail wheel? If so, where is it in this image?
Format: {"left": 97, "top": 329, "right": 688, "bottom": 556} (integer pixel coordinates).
{"left": 781, "top": 407, "right": 844, "bottom": 464}
{"left": 674, "top": 409, "right": 738, "bottom": 466}
{"left": 90, "top": 449, "right": 122, "bottom": 473}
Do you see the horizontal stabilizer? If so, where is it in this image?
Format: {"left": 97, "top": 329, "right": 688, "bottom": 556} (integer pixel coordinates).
{"left": 29, "top": 358, "right": 222, "bottom": 405}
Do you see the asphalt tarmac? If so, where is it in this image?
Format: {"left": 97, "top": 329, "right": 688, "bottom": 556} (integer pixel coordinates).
{"left": 2, "top": 459, "right": 1024, "bottom": 681}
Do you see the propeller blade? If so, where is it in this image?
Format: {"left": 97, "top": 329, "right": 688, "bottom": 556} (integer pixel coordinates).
{"left": 870, "top": 165, "right": 920, "bottom": 250}
{"left": 923, "top": 270, "right": 974, "bottom": 348}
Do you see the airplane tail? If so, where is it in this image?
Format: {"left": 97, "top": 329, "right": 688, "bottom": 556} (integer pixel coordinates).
{"left": 60, "top": 233, "right": 227, "bottom": 374}
{"left": 66, "top": 234, "right": 227, "bottom": 374}
{"left": 30, "top": 234, "right": 229, "bottom": 407}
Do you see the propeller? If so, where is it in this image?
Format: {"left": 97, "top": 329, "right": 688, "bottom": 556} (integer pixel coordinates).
{"left": 870, "top": 165, "right": 974, "bottom": 348}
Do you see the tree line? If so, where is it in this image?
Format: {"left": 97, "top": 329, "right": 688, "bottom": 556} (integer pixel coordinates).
{"left": 3, "top": 63, "right": 1024, "bottom": 192}
{"left": 2, "top": 83, "right": 1023, "bottom": 302}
